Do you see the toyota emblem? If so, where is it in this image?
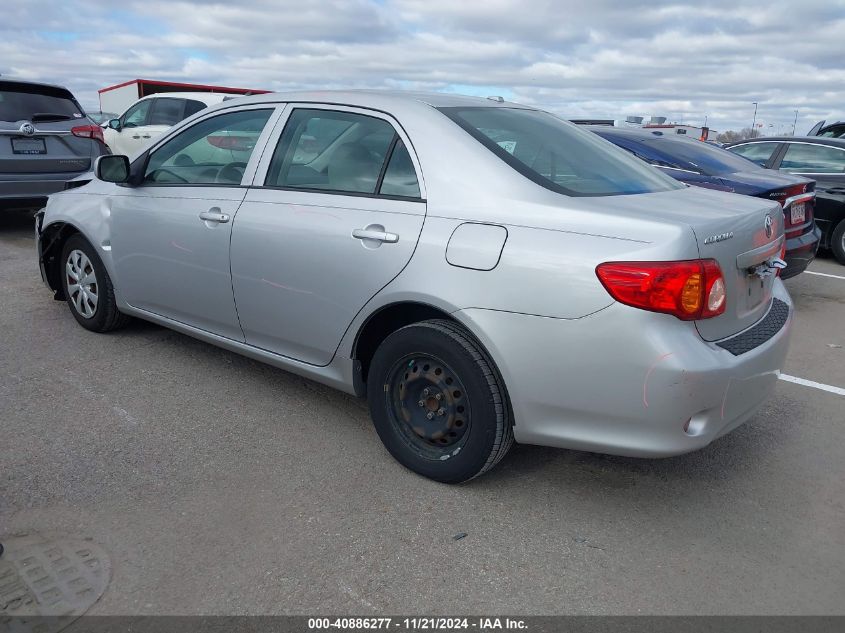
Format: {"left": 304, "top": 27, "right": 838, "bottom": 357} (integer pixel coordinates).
{"left": 19, "top": 122, "right": 35, "bottom": 136}
{"left": 764, "top": 215, "right": 773, "bottom": 239}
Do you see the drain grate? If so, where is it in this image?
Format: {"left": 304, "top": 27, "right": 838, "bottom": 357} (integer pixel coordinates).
{"left": 0, "top": 535, "right": 110, "bottom": 633}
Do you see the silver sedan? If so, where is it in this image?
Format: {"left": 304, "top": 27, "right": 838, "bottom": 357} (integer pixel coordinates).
{"left": 36, "top": 91, "right": 793, "bottom": 482}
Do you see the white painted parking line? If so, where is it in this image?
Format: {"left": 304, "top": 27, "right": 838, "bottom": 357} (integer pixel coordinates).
{"left": 779, "top": 373, "right": 845, "bottom": 396}
{"left": 805, "top": 270, "right": 845, "bottom": 280}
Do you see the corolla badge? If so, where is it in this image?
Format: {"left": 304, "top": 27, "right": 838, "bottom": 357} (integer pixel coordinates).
{"left": 19, "top": 122, "right": 35, "bottom": 136}
{"left": 765, "top": 215, "right": 773, "bottom": 238}
{"left": 703, "top": 231, "right": 734, "bottom": 244}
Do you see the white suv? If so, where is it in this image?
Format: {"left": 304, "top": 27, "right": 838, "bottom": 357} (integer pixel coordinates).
{"left": 103, "top": 93, "right": 231, "bottom": 156}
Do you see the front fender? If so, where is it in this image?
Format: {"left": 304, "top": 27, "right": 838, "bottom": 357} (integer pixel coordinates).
{"left": 39, "top": 191, "right": 121, "bottom": 304}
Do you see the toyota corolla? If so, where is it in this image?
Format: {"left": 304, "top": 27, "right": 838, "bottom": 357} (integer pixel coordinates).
{"left": 35, "top": 91, "right": 793, "bottom": 482}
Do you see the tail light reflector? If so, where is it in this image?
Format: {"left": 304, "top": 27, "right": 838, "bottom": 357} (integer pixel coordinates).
{"left": 596, "top": 259, "right": 726, "bottom": 320}
{"left": 71, "top": 124, "right": 105, "bottom": 144}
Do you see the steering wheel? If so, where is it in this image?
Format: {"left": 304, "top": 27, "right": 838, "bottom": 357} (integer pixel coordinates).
{"left": 148, "top": 168, "right": 189, "bottom": 184}
{"left": 216, "top": 162, "right": 248, "bottom": 184}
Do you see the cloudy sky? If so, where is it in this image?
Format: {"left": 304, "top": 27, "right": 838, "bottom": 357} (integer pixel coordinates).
{"left": 2, "top": 0, "right": 844, "bottom": 133}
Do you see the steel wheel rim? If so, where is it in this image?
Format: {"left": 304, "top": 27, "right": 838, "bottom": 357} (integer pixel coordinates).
{"left": 66, "top": 249, "right": 98, "bottom": 319}
{"left": 385, "top": 353, "right": 472, "bottom": 458}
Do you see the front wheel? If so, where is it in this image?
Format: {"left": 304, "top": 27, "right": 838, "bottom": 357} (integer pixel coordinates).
{"left": 367, "top": 319, "right": 513, "bottom": 483}
{"left": 61, "top": 234, "right": 130, "bottom": 332}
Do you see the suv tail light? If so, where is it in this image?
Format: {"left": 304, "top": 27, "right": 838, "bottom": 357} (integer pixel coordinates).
{"left": 71, "top": 124, "right": 105, "bottom": 144}
{"left": 596, "top": 259, "right": 726, "bottom": 320}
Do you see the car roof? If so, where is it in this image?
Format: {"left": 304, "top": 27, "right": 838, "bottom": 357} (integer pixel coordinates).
{"left": 725, "top": 136, "right": 845, "bottom": 149}
{"left": 215, "top": 89, "right": 532, "bottom": 113}
{"left": 136, "top": 92, "right": 229, "bottom": 105}
{"left": 0, "top": 77, "right": 73, "bottom": 92}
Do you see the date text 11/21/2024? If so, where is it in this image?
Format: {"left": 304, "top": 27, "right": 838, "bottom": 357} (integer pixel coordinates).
{"left": 307, "top": 617, "right": 528, "bottom": 630}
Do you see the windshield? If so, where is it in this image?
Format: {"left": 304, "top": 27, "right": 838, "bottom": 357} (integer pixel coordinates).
{"left": 439, "top": 107, "right": 682, "bottom": 196}
{"left": 640, "top": 136, "right": 762, "bottom": 176}
{"left": 0, "top": 81, "right": 84, "bottom": 122}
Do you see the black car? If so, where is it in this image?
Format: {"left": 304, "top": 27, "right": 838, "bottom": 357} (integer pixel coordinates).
{"left": 593, "top": 126, "right": 820, "bottom": 278}
{"left": 1, "top": 79, "right": 109, "bottom": 212}
{"left": 726, "top": 136, "right": 845, "bottom": 265}
{"left": 808, "top": 120, "right": 845, "bottom": 138}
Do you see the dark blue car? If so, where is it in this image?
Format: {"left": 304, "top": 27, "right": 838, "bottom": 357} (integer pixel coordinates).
{"left": 592, "top": 126, "right": 821, "bottom": 278}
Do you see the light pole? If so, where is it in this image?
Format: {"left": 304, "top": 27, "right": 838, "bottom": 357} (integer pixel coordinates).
{"left": 751, "top": 102, "right": 758, "bottom": 138}
{"left": 792, "top": 109, "right": 798, "bottom": 136}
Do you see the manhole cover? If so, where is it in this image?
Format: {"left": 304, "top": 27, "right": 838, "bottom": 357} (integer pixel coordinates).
{"left": 0, "top": 535, "right": 110, "bottom": 633}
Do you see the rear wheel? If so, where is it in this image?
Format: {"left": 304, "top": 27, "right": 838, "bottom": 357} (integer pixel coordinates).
{"left": 367, "top": 319, "right": 513, "bottom": 483}
{"left": 61, "top": 234, "right": 130, "bottom": 332}
{"left": 831, "top": 220, "right": 845, "bottom": 266}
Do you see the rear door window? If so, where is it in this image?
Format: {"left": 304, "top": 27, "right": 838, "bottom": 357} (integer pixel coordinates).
{"left": 266, "top": 109, "right": 400, "bottom": 195}
{"left": 729, "top": 142, "right": 780, "bottom": 167}
{"left": 148, "top": 98, "right": 186, "bottom": 126}
{"left": 778, "top": 143, "right": 845, "bottom": 173}
{"left": 0, "top": 81, "right": 83, "bottom": 122}
{"left": 379, "top": 139, "right": 421, "bottom": 198}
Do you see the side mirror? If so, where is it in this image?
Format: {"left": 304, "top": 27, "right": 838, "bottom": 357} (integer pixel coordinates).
{"left": 108, "top": 118, "right": 121, "bottom": 131}
{"left": 95, "top": 155, "right": 130, "bottom": 183}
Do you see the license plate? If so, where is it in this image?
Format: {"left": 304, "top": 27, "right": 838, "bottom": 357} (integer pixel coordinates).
{"left": 791, "top": 202, "right": 805, "bottom": 225}
{"left": 12, "top": 137, "right": 46, "bottom": 154}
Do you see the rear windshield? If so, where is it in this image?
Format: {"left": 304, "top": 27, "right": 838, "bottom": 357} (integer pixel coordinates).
{"left": 439, "top": 107, "right": 682, "bottom": 196}
{"left": 0, "top": 81, "right": 84, "bottom": 123}
{"left": 638, "top": 136, "right": 762, "bottom": 176}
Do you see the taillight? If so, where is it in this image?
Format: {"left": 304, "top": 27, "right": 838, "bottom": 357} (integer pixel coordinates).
{"left": 596, "top": 259, "right": 726, "bottom": 320}
{"left": 772, "top": 184, "right": 814, "bottom": 231}
{"left": 71, "top": 124, "right": 105, "bottom": 144}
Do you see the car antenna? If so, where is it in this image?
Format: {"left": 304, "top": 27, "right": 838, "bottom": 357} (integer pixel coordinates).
{"left": 487, "top": 96, "right": 504, "bottom": 103}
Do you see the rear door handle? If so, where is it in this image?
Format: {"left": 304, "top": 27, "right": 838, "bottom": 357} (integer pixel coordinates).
{"left": 352, "top": 228, "right": 399, "bottom": 243}
{"left": 199, "top": 209, "right": 230, "bottom": 224}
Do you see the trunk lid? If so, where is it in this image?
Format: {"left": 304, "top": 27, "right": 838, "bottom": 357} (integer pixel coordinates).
{"left": 0, "top": 120, "right": 93, "bottom": 173}
{"left": 687, "top": 189, "right": 785, "bottom": 341}
{"left": 577, "top": 185, "right": 785, "bottom": 342}
{"left": 1, "top": 80, "right": 93, "bottom": 174}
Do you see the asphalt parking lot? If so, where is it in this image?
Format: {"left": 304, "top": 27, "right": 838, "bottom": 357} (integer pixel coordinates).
{"left": 1, "top": 209, "right": 843, "bottom": 616}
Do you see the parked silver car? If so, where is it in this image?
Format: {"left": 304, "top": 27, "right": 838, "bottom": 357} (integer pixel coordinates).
{"left": 36, "top": 91, "right": 793, "bottom": 482}
{"left": 1, "top": 79, "right": 109, "bottom": 211}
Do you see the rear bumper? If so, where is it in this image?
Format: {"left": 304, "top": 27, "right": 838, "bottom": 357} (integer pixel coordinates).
{"left": 456, "top": 280, "right": 793, "bottom": 458}
{"left": 781, "top": 224, "right": 821, "bottom": 279}
{"left": 0, "top": 173, "right": 88, "bottom": 208}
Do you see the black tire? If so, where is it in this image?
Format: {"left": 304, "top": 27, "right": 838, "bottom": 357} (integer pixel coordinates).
{"left": 60, "top": 234, "right": 130, "bottom": 332}
{"left": 367, "top": 319, "right": 513, "bottom": 483}
{"left": 831, "top": 220, "right": 845, "bottom": 266}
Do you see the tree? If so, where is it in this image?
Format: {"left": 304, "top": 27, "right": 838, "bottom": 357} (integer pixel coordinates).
{"left": 716, "top": 128, "right": 761, "bottom": 143}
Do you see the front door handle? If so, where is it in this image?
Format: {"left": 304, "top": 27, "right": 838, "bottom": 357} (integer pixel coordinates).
{"left": 352, "top": 228, "right": 399, "bottom": 243}
{"left": 131, "top": 135, "right": 141, "bottom": 139}
{"left": 199, "top": 209, "right": 230, "bottom": 224}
